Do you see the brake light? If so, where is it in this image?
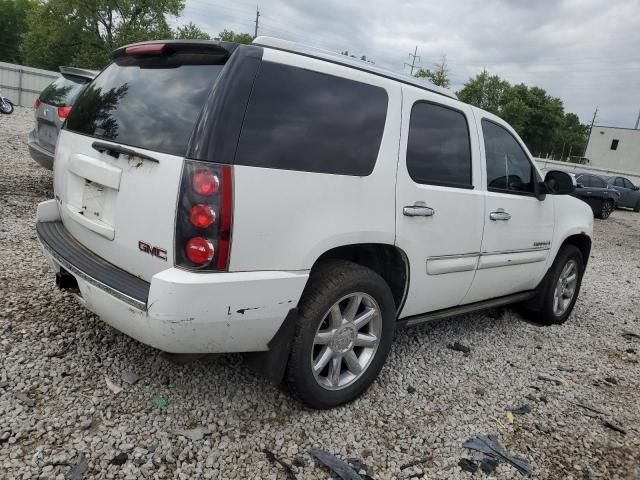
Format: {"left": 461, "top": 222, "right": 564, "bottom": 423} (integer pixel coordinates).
{"left": 125, "top": 44, "right": 166, "bottom": 55}
{"left": 175, "top": 161, "right": 233, "bottom": 271}
{"left": 192, "top": 170, "right": 219, "bottom": 196}
{"left": 34, "top": 98, "right": 41, "bottom": 109}
{"left": 185, "top": 237, "right": 215, "bottom": 264}
{"left": 57, "top": 105, "right": 72, "bottom": 119}
{"left": 190, "top": 204, "right": 216, "bottom": 228}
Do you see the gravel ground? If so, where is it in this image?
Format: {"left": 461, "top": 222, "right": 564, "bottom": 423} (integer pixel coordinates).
{"left": 1, "top": 107, "right": 640, "bottom": 480}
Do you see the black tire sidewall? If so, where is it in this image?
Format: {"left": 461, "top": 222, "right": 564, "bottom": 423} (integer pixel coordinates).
{"left": 286, "top": 261, "right": 396, "bottom": 409}
{"left": 540, "top": 245, "right": 584, "bottom": 325}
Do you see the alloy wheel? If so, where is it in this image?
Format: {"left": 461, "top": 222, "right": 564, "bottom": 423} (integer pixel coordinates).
{"left": 311, "top": 292, "right": 382, "bottom": 390}
{"left": 553, "top": 259, "right": 578, "bottom": 317}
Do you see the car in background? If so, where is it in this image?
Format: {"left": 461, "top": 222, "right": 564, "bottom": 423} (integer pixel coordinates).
{"left": 572, "top": 173, "right": 620, "bottom": 219}
{"left": 605, "top": 176, "right": 640, "bottom": 212}
{"left": 27, "top": 66, "right": 98, "bottom": 170}
{"left": 541, "top": 169, "right": 619, "bottom": 219}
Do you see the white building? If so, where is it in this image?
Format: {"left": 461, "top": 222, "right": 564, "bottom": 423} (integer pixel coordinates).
{"left": 584, "top": 126, "right": 640, "bottom": 174}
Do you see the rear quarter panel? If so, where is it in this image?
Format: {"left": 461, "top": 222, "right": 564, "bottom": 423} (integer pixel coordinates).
{"left": 229, "top": 50, "right": 401, "bottom": 271}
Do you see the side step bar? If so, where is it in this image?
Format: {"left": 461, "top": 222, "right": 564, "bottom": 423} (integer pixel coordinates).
{"left": 399, "top": 291, "right": 536, "bottom": 328}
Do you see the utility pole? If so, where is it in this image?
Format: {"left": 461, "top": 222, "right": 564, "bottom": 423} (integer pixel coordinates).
{"left": 634, "top": 108, "right": 640, "bottom": 129}
{"left": 584, "top": 106, "right": 598, "bottom": 158}
{"left": 253, "top": 6, "right": 260, "bottom": 39}
{"left": 404, "top": 46, "right": 420, "bottom": 76}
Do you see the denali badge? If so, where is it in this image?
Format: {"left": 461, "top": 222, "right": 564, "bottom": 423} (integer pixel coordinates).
{"left": 138, "top": 241, "right": 167, "bottom": 261}
{"left": 533, "top": 241, "right": 551, "bottom": 248}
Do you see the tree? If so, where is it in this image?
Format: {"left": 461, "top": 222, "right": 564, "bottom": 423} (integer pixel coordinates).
{"left": 174, "top": 22, "right": 210, "bottom": 40}
{"left": 0, "top": 0, "right": 34, "bottom": 63}
{"left": 415, "top": 55, "right": 451, "bottom": 88}
{"left": 22, "top": 0, "right": 184, "bottom": 70}
{"left": 457, "top": 71, "right": 588, "bottom": 158}
{"left": 215, "top": 29, "right": 253, "bottom": 44}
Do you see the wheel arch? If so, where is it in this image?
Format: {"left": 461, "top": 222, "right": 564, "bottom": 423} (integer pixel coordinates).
{"left": 560, "top": 233, "right": 592, "bottom": 268}
{"left": 309, "top": 243, "right": 410, "bottom": 316}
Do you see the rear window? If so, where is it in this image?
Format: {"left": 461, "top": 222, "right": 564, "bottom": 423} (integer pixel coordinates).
{"left": 65, "top": 58, "right": 224, "bottom": 157}
{"left": 234, "top": 61, "right": 388, "bottom": 176}
{"left": 39, "top": 75, "right": 89, "bottom": 107}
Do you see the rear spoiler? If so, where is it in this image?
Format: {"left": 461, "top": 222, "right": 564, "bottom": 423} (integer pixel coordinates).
{"left": 111, "top": 40, "right": 238, "bottom": 61}
{"left": 59, "top": 66, "right": 99, "bottom": 81}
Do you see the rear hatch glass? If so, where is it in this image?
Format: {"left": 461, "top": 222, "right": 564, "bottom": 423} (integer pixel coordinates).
{"left": 65, "top": 50, "right": 225, "bottom": 156}
{"left": 39, "top": 75, "right": 89, "bottom": 107}
{"left": 55, "top": 43, "right": 228, "bottom": 283}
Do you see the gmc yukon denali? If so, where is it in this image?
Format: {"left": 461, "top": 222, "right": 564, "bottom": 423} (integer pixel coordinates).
{"left": 35, "top": 37, "right": 593, "bottom": 408}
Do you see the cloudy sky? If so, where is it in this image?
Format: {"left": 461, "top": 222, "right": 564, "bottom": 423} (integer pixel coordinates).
{"left": 177, "top": 0, "right": 640, "bottom": 128}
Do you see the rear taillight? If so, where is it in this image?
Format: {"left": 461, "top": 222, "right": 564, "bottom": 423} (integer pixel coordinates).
{"left": 57, "top": 105, "right": 72, "bottom": 119}
{"left": 125, "top": 43, "right": 166, "bottom": 56}
{"left": 175, "top": 161, "right": 233, "bottom": 271}
{"left": 34, "top": 98, "right": 41, "bottom": 109}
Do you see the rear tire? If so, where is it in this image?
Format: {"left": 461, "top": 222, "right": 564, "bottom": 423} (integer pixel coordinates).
{"left": 531, "top": 245, "right": 585, "bottom": 325}
{"left": 597, "top": 200, "right": 614, "bottom": 219}
{"left": 634, "top": 201, "right": 640, "bottom": 213}
{"left": 285, "top": 260, "right": 396, "bottom": 409}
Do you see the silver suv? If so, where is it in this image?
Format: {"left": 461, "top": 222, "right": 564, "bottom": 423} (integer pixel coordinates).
{"left": 28, "top": 66, "right": 97, "bottom": 169}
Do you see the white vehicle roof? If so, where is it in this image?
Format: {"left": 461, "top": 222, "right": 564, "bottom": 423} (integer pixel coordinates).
{"left": 253, "top": 36, "right": 457, "bottom": 100}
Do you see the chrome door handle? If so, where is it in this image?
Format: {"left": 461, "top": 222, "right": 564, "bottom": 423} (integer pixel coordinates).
{"left": 489, "top": 211, "right": 511, "bottom": 221}
{"left": 403, "top": 206, "right": 435, "bottom": 217}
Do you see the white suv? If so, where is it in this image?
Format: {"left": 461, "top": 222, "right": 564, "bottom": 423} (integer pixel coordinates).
{"left": 36, "top": 37, "right": 593, "bottom": 408}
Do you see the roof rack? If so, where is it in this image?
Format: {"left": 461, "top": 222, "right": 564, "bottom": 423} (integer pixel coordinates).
{"left": 252, "top": 36, "right": 457, "bottom": 100}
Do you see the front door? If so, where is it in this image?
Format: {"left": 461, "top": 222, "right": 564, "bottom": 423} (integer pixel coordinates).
{"left": 463, "top": 115, "right": 554, "bottom": 304}
{"left": 395, "top": 89, "right": 485, "bottom": 318}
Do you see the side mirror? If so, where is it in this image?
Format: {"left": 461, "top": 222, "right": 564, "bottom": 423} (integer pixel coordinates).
{"left": 576, "top": 183, "right": 584, "bottom": 189}
{"left": 633, "top": 186, "right": 639, "bottom": 191}
{"left": 544, "top": 170, "right": 575, "bottom": 195}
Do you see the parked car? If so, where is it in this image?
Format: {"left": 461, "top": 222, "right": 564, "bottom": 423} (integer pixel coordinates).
{"left": 541, "top": 170, "right": 619, "bottom": 219}
{"left": 35, "top": 38, "right": 593, "bottom": 409}
{"left": 27, "top": 66, "right": 98, "bottom": 169}
{"left": 605, "top": 176, "right": 640, "bottom": 212}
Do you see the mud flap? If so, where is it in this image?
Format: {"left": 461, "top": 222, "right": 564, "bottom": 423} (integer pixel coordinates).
{"left": 244, "top": 308, "right": 298, "bottom": 384}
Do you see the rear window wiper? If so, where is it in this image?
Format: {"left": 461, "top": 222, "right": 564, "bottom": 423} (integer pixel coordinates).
{"left": 92, "top": 141, "right": 160, "bottom": 164}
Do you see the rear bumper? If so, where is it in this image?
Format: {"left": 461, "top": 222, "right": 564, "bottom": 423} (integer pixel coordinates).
{"left": 27, "top": 130, "right": 54, "bottom": 170}
{"left": 35, "top": 201, "right": 309, "bottom": 353}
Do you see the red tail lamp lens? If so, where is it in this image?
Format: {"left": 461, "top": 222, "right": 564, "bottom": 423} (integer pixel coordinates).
{"left": 190, "top": 204, "right": 216, "bottom": 228}
{"left": 185, "top": 237, "right": 214, "bottom": 264}
{"left": 57, "top": 105, "right": 72, "bottom": 119}
{"left": 34, "top": 98, "right": 41, "bottom": 109}
{"left": 192, "top": 170, "right": 219, "bottom": 196}
{"left": 125, "top": 43, "right": 166, "bottom": 55}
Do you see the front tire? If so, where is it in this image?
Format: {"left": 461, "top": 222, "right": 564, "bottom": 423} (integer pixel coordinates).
{"left": 285, "top": 260, "right": 396, "bottom": 409}
{"left": 0, "top": 100, "right": 13, "bottom": 114}
{"left": 634, "top": 200, "right": 640, "bottom": 213}
{"left": 534, "top": 245, "right": 585, "bottom": 325}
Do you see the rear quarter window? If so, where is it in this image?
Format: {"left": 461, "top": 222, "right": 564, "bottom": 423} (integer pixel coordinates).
{"left": 234, "top": 61, "right": 388, "bottom": 176}
{"left": 65, "top": 59, "right": 224, "bottom": 157}
{"left": 39, "top": 75, "right": 89, "bottom": 107}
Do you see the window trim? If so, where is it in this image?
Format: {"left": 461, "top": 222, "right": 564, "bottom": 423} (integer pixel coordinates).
{"left": 406, "top": 100, "right": 474, "bottom": 190}
{"left": 481, "top": 118, "right": 542, "bottom": 198}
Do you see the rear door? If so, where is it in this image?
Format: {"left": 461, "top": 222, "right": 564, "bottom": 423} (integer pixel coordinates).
{"left": 395, "top": 89, "right": 484, "bottom": 317}
{"left": 575, "top": 175, "right": 601, "bottom": 210}
{"left": 54, "top": 43, "right": 228, "bottom": 281}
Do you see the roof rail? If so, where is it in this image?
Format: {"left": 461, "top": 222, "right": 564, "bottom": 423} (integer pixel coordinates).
{"left": 252, "top": 36, "right": 457, "bottom": 100}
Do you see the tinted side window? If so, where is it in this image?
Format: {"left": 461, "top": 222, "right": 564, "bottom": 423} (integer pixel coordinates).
{"left": 235, "top": 62, "right": 388, "bottom": 175}
{"left": 615, "top": 177, "right": 625, "bottom": 187}
{"left": 577, "top": 175, "right": 591, "bottom": 187}
{"left": 482, "top": 120, "right": 535, "bottom": 194}
{"left": 406, "top": 102, "right": 472, "bottom": 188}
{"left": 591, "top": 176, "right": 606, "bottom": 188}
{"left": 623, "top": 178, "right": 635, "bottom": 189}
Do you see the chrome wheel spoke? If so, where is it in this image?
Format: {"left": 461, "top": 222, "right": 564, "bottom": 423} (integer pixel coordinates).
{"left": 344, "top": 350, "right": 362, "bottom": 375}
{"left": 314, "top": 330, "right": 333, "bottom": 345}
{"left": 313, "top": 346, "right": 333, "bottom": 373}
{"left": 343, "top": 294, "right": 362, "bottom": 322}
{"left": 328, "top": 356, "right": 342, "bottom": 386}
{"left": 353, "top": 332, "right": 378, "bottom": 348}
{"left": 329, "top": 304, "right": 343, "bottom": 329}
{"left": 353, "top": 307, "right": 376, "bottom": 329}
